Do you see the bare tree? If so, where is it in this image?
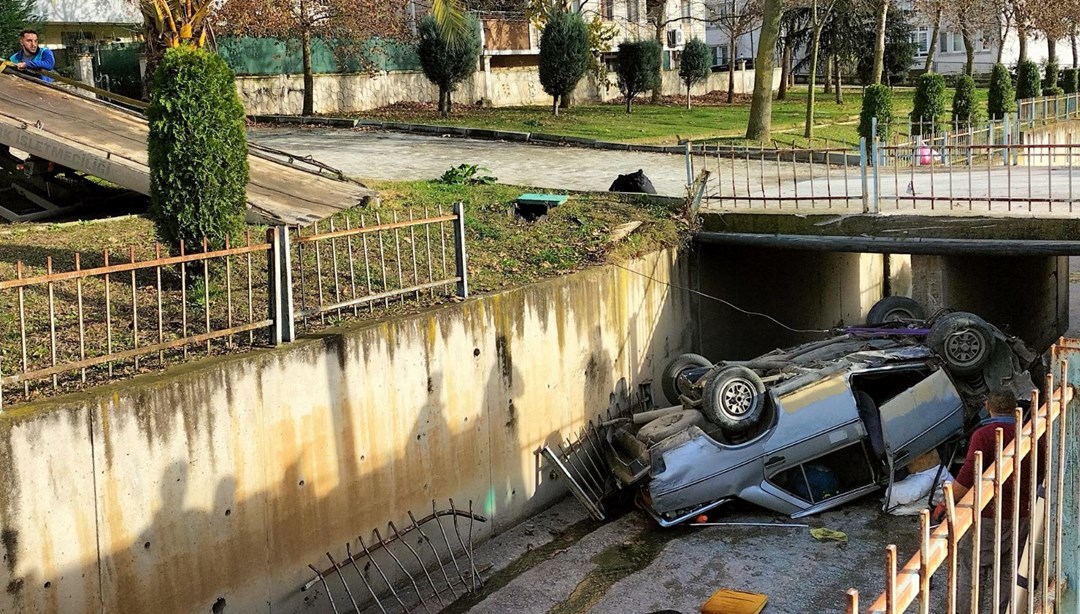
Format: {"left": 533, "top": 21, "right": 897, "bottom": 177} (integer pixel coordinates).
{"left": 707, "top": 0, "right": 763, "bottom": 101}
{"left": 871, "top": 0, "right": 888, "bottom": 83}
{"left": 912, "top": 0, "right": 945, "bottom": 70}
{"left": 803, "top": 0, "right": 836, "bottom": 138}
{"left": 216, "top": 0, "right": 410, "bottom": 115}
{"left": 746, "top": 0, "right": 782, "bottom": 139}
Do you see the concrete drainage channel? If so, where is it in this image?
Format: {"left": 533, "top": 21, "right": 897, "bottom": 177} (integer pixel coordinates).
{"left": 306, "top": 495, "right": 937, "bottom": 614}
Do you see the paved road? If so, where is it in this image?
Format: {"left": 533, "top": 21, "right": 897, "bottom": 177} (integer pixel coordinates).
{"left": 249, "top": 127, "right": 698, "bottom": 197}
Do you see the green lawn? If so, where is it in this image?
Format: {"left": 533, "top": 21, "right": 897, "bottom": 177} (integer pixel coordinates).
{"left": 355, "top": 87, "right": 992, "bottom": 149}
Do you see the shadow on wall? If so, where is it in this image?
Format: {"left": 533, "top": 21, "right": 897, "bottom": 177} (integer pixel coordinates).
{"left": 0, "top": 250, "right": 696, "bottom": 614}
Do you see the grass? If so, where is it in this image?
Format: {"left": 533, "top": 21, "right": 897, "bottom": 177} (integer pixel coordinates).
{"left": 0, "top": 180, "right": 689, "bottom": 406}
{"left": 354, "top": 87, "right": 993, "bottom": 148}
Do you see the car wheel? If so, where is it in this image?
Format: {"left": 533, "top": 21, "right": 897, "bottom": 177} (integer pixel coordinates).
{"left": 928, "top": 312, "right": 994, "bottom": 376}
{"left": 661, "top": 353, "right": 712, "bottom": 404}
{"left": 701, "top": 366, "right": 766, "bottom": 433}
{"left": 866, "top": 296, "right": 926, "bottom": 325}
{"left": 637, "top": 410, "right": 707, "bottom": 445}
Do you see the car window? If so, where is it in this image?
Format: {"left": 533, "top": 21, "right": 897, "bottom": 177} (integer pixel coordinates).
{"left": 766, "top": 442, "right": 876, "bottom": 504}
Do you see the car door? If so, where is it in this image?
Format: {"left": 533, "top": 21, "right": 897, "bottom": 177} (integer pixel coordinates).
{"left": 878, "top": 368, "right": 965, "bottom": 470}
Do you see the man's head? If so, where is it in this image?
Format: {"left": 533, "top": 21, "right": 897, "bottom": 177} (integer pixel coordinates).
{"left": 19, "top": 30, "right": 39, "bottom": 56}
{"left": 985, "top": 388, "right": 1018, "bottom": 417}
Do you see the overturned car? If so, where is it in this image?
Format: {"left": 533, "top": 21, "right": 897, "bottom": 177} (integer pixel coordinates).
{"left": 601, "top": 300, "right": 1038, "bottom": 526}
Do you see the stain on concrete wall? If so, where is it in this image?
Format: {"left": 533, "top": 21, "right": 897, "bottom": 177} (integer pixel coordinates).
{"left": 0, "top": 249, "right": 693, "bottom": 614}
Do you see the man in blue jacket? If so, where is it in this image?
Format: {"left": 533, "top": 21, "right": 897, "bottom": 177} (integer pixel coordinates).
{"left": 8, "top": 30, "right": 54, "bottom": 82}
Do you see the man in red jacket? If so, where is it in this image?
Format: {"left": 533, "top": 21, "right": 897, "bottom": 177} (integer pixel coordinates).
{"left": 936, "top": 388, "right": 1033, "bottom": 614}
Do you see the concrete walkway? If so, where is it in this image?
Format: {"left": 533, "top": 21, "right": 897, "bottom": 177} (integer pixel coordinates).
{"left": 249, "top": 127, "right": 697, "bottom": 197}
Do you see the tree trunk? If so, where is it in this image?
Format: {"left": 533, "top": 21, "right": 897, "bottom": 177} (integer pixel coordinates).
{"left": 835, "top": 61, "right": 843, "bottom": 104}
{"left": 997, "top": 14, "right": 1011, "bottom": 64}
{"left": 1049, "top": 39, "right": 1058, "bottom": 64}
{"left": 963, "top": 26, "right": 975, "bottom": 75}
{"left": 301, "top": 25, "right": 314, "bottom": 116}
{"left": 824, "top": 55, "right": 833, "bottom": 94}
{"left": 651, "top": 18, "right": 664, "bottom": 104}
{"left": 627, "top": 94, "right": 633, "bottom": 114}
{"left": 728, "top": 25, "right": 738, "bottom": 102}
{"left": 553, "top": 95, "right": 560, "bottom": 116}
{"left": 925, "top": 9, "right": 941, "bottom": 72}
{"left": 777, "top": 42, "right": 792, "bottom": 100}
{"left": 446, "top": 90, "right": 453, "bottom": 115}
{"left": 687, "top": 84, "right": 691, "bottom": 109}
{"left": 872, "top": 0, "right": 889, "bottom": 84}
{"left": 1018, "top": 26, "right": 1028, "bottom": 63}
{"left": 728, "top": 59, "right": 736, "bottom": 103}
{"left": 805, "top": 20, "right": 823, "bottom": 139}
{"left": 746, "top": 0, "right": 782, "bottom": 140}
{"left": 1072, "top": 27, "right": 1078, "bottom": 68}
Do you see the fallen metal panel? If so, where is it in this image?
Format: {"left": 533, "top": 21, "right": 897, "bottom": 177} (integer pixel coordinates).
{"left": 0, "top": 71, "right": 374, "bottom": 225}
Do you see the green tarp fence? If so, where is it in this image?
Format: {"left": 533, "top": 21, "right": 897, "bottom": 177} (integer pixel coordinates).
{"left": 217, "top": 36, "right": 420, "bottom": 75}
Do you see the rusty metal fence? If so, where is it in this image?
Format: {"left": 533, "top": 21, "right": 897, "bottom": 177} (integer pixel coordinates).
{"left": 302, "top": 499, "right": 486, "bottom": 614}
{"left": 290, "top": 203, "right": 467, "bottom": 333}
{"left": 0, "top": 204, "right": 469, "bottom": 410}
{"left": 845, "top": 351, "right": 1073, "bottom": 613}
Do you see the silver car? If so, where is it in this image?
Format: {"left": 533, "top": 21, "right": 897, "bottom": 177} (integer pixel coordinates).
{"left": 602, "top": 301, "right": 1038, "bottom": 527}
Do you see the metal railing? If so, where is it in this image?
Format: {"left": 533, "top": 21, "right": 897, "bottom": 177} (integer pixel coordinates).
{"left": 0, "top": 232, "right": 277, "bottom": 408}
{"left": 0, "top": 204, "right": 469, "bottom": 410}
{"left": 691, "top": 137, "right": 1080, "bottom": 215}
{"left": 845, "top": 353, "right": 1072, "bottom": 613}
{"left": 291, "top": 203, "right": 467, "bottom": 332}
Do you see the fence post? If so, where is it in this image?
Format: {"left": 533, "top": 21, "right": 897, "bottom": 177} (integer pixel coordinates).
{"left": 1054, "top": 346, "right": 1080, "bottom": 614}
{"left": 871, "top": 118, "right": 881, "bottom": 213}
{"left": 859, "top": 137, "right": 869, "bottom": 213}
{"left": 267, "top": 225, "right": 295, "bottom": 346}
{"left": 684, "top": 141, "right": 693, "bottom": 188}
{"left": 453, "top": 201, "right": 469, "bottom": 298}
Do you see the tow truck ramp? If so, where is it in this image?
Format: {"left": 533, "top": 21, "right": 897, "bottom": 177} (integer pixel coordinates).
{"left": 0, "top": 69, "right": 374, "bottom": 225}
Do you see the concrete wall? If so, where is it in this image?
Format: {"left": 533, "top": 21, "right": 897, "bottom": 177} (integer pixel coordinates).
{"left": 0, "top": 249, "right": 695, "bottom": 614}
{"left": 694, "top": 246, "right": 885, "bottom": 359}
{"left": 235, "top": 66, "right": 780, "bottom": 116}
{"left": 910, "top": 254, "right": 1068, "bottom": 350}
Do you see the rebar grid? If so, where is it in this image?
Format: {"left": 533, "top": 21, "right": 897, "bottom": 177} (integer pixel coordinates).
{"left": 851, "top": 358, "right": 1071, "bottom": 614}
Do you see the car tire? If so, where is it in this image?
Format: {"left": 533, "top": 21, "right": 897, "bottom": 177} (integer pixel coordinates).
{"left": 637, "top": 410, "right": 707, "bottom": 445}
{"left": 701, "top": 366, "right": 766, "bottom": 433}
{"left": 866, "top": 296, "right": 926, "bottom": 325}
{"left": 661, "top": 353, "right": 712, "bottom": 404}
{"left": 928, "top": 312, "right": 994, "bottom": 376}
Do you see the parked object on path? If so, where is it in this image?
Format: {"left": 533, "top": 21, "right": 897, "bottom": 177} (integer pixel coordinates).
{"left": 701, "top": 588, "right": 768, "bottom": 614}
{"left": 609, "top": 169, "right": 657, "bottom": 194}
{"left": 593, "top": 299, "right": 1039, "bottom": 527}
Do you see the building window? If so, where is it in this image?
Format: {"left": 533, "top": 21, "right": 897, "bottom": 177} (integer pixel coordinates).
{"left": 682, "top": 0, "right": 691, "bottom": 19}
{"left": 627, "top": 0, "right": 639, "bottom": 23}
{"left": 911, "top": 28, "right": 930, "bottom": 56}
{"left": 979, "top": 31, "right": 992, "bottom": 51}
{"left": 940, "top": 31, "right": 948, "bottom": 54}
{"left": 602, "top": 0, "right": 614, "bottom": 20}
{"left": 952, "top": 33, "right": 963, "bottom": 53}
{"left": 713, "top": 44, "right": 729, "bottom": 66}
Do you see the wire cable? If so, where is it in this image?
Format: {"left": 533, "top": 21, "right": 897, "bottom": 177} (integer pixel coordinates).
{"left": 612, "top": 262, "right": 832, "bottom": 335}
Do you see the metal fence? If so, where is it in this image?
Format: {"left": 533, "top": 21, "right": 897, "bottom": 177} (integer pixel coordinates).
{"left": 691, "top": 138, "right": 1080, "bottom": 215}
{"left": 290, "top": 204, "right": 467, "bottom": 332}
{"left": 845, "top": 353, "right": 1072, "bottom": 613}
{"left": 0, "top": 204, "right": 468, "bottom": 410}
{"left": 303, "top": 499, "right": 486, "bottom": 614}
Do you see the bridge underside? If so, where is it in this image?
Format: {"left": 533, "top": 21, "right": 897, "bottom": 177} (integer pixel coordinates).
{"left": 694, "top": 212, "right": 1069, "bottom": 359}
